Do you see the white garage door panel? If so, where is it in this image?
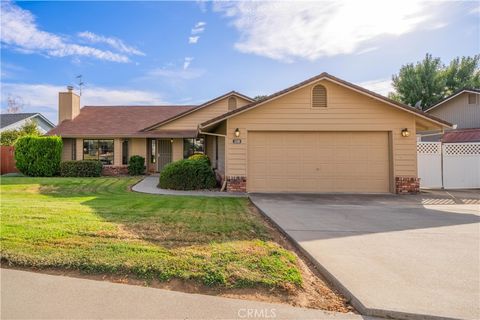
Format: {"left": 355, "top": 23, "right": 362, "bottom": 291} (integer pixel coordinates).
{"left": 247, "top": 131, "right": 390, "bottom": 193}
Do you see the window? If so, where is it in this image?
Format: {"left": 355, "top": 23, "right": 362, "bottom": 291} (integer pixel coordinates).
{"left": 83, "top": 139, "right": 114, "bottom": 165}
{"left": 72, "top": 139, "right": 76, "bottom": 160}
{"left": 183, "top": 138, "right": 204, "bottom": 159}
{"left": 228, "top": 97, "right": 237, "bottom": 111}
{"left": 122, "top": 140, "right": 129, "bottom": 165}
{"left": 312, "top": 84, "right": 327, "bottom": 108}
{"left": 468, "top": 93, "right": 477, "bottom": 104}
{"left": 150, "top": 139, "right": 156, "bottom": 163}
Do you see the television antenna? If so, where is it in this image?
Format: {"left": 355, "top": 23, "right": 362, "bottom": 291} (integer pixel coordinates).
{"left": 76, "top": 75, "right": 85, "bottom": 96}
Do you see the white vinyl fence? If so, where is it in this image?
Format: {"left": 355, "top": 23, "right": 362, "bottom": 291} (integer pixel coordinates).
{"left": 417, "top": 142, "right": 480, "bottom": 189}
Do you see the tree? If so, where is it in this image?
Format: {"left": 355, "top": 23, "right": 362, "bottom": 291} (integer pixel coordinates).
{"left": 0, "top": 120, "right": 41, "bottom": 146}
{"left": 6, "top": 95, "right": 24, "bottom": 113}
{"left": 254, "top": 95, "right": 268, "bottom": 101}
{"left": 443, "top": 56, "right": 480, "bottom": 95}
{"left": 390, "top": 54, "right": 445, "bottom": 109}
{"left": 390, "top": 54, "right": 480, "bottom": 110}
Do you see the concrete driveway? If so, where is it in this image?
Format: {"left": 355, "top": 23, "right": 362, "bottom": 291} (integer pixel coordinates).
{"left": 250, "top": 190, "right": 480, "bottom": 320}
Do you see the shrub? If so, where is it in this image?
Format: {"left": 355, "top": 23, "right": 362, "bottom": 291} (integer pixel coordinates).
{"left": 188, "top": 153, "right": 211, "bottom": 165}
{"left": 14, "top": 135, "right": 62, "bottom": 177}
{"left": 60, "top": 160, "right": 102, "bottom": 177}
{"left": 0, "top": 120, "right": 41, "bottom": 146}
{"left": 159, "top": 159, "right": 217, "bottom": 190}
{"left": 128, "top": 155, "right": 145, "bottom": 175}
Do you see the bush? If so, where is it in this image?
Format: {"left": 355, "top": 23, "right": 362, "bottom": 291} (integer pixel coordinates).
{"left": 128, "top": 155, "right": 145, "bottom": 175}
{"left": 159, "top": 159, "right": 217, "bottom": 190}
{"left": 1, "top": 120, "right": 41, "bottom": 146}
{"left": 14, "top": 135, "right": 62, "bottom": 177}
{"left": 188, "top": 153, "right": 211, "bottom": 165}
{"left": 60, "top": 160, "right": 102, "bottom": 177}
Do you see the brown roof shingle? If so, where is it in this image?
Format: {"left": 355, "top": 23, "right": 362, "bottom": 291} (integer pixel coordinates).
{"left": 47, "top": 105, "right": 197, "bottom": 138}
{"left": 442, "top": 128, "right": 480, "bottom": 143}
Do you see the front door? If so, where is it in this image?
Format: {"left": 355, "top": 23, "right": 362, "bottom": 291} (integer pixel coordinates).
{"left": 157, "top": 139, "right": 172, "bottom": 172}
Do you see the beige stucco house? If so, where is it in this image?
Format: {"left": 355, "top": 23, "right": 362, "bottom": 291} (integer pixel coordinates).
{"left": 48, "top": 73, "right": 451, "bottom": 194}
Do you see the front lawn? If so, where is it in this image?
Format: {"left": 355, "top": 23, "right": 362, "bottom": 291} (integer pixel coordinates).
{"left": 0, "top": 177, "right": 301, "bottom": 288}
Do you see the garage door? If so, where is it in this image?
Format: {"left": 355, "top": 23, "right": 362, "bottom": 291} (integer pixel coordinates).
{"left": 247, "top": 131, "right": 390, "bottom": 193}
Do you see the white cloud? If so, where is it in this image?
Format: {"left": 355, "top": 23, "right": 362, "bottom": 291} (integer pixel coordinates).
{"left": 0, "top": 2, "right": 136, "bottom": 63}
{"left": 183, "top": 57, "right": 194, "bottom": 70}
{"left": 469, "top": 5, "right": 480, "bottom": 15}
{"left": 214, "top": 1, "right": 447, "bottom": 62}
{"left": 0, "top": 83, "right": 165, "bottom": 123}
{"left": 77, "top": 31, "right": 144, "bottom": 56}
{"left": 189, "top": 21, "right": 206, "bottom": 44}
{"left": 144, "top": 67, "right": 205, "bottom": 81}
{"left": 189, "top": 36, "right": 200, "bottom": 44}
{"left": 357, "top": 78, "right": 393, "bottom": 97}
{"left": 191, "top": 21, "right": 207, "bottom": 34}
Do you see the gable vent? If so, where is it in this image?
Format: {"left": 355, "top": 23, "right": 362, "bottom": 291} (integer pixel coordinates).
{"left": 312, "top": 85, "right": 327, "bottom": 108}
{"left": 468, "top": 93, "right": 477, "bottom": 105}
{"left": 228, "top": 96, "right": 237, "bottom": 111}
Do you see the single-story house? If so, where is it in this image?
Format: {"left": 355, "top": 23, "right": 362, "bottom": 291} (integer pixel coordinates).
{"left": 0, "top": 112, "right": 55, "bottom": 133}
{"left": 47, "top": 73, "right": 451, "bottom": 194}
{"left": 420, "top": 88, "right": 480, "bottom": 142}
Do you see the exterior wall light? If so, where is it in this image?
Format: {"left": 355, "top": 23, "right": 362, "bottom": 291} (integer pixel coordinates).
{"left": 234, "top": 128, "right": 240, "bottom": 137}
{"left": 170, "top": 138, "right": 173, "bottom": 143}
{"left": 401, "top": 128, "right": 410, "bottom": 137}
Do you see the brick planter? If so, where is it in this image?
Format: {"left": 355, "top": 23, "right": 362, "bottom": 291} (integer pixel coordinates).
{"left": 395, "top": 176, "right": 420, "bottom": 194}
{"left": 102, "top": 165, "right": 129, "bottom": 176}
{"left": 226, "top": 176, "right": 246, "bottom": 192}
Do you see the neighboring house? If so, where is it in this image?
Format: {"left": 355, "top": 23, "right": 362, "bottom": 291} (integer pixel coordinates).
{"left": 420, "top": 89, "right": 480, "bottom": 142}
{"left": 47, "top": 73, "right": 450, "bottom": 194}
{"left": 0, "top": 113, "right": 55, "bottom": 134}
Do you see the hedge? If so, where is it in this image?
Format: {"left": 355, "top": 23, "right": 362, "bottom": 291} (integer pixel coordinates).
{"left": 128, "top": 155, "right": 145, "bottom": 175}
{"left": 14, "top": 135, "right": 62, "bottom": 177}
{"left": 188, "top": 153, "right": 211, "bottom": 166}
{"left": 159, "top": 159, "right": 217, "bottom": 190}
{"left": 60, "top": 160, "right": 103, "bottom": 177}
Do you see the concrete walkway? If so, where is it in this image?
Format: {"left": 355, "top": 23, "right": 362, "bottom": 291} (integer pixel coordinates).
{"left": 0, "top": 269, "right": 371, "bottom": 320}
{"left": 132, "top": 175, "right": 246, "bottom": 197}
{"left": 250, "top": 191, "right": 480, "bottom": 320}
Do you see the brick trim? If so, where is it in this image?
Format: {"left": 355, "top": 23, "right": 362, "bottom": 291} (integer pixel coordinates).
{"left": 226, "top": 176, "right": 246, "bottom": 192}
{"left": 395, "top": 176, "right": 420, "bottom": 194}
{"left": 102, "top": 165, "right": 129, "bottom": 176}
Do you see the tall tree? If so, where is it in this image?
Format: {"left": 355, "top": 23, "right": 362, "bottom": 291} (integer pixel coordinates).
{"left": 390, "top": 54, "right": 445, "bottom": 109}
{"left": 443, "top": 55, "right": 480, "bottom": 94}
{"left": 390, "top": 54, "right": 480, "bottom": 110}
{"left": 6, "top": 95, "right": 24, "bottom": 113}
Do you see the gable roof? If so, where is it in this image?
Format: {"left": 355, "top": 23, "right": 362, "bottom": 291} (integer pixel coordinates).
{"left": 200, "top": 73, "right": 452, "bottom": 129}
{"left": 424, "top": 88, "right": 480, "bottom": 112}
{"left": 47, "top": 105, "right": 197, "bottom": 138}
{"left": 1, "top": 112, "right": 54, "bottom": 129}
{"left": 141, "top": 91, "right": 253, "bottom": 132}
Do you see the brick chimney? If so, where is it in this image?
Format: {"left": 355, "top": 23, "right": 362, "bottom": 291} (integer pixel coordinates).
{"left": 58, "top": 86, "right": 80, "bottom": 123}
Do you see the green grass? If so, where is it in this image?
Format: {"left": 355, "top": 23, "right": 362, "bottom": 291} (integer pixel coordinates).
{"left": 0, "top": 177, "right": 301, "bottom": 288}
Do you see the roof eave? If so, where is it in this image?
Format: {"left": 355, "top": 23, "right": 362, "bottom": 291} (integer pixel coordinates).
{"left": 425, "top": 89, "right": 480, "bottom": 112}
{"left": 200, "top": 73, "right": 452, "bottom": 129}
{"left": 141, "top": 91, "right": 254, "bottom": 132}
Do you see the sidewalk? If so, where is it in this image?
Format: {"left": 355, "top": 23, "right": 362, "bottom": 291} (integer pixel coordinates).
{"left": 132, "top": 175, "right": 246, "bottom": 197}
{"left": 0, "top": 269, "right": 370, "bottom": 320}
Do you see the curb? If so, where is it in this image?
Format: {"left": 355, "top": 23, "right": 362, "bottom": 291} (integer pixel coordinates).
{"left": 249, "top": 198, "right": 463, "bottom": 320}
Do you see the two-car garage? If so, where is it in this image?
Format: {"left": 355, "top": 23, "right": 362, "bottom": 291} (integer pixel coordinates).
{"left": 247, "top": 131, "right": 391, "bottom": 193}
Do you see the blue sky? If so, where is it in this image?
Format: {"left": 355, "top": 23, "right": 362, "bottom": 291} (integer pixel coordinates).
{"left": 1, "top": 1, "right": 479, "bottom": 123}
